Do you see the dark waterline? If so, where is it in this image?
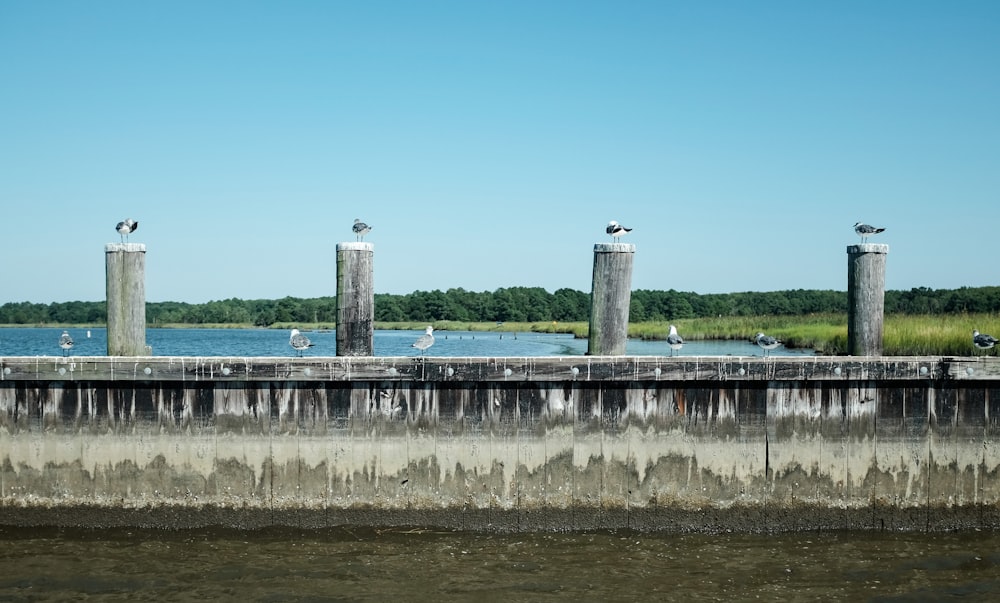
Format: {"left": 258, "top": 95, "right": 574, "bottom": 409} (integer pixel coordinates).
{"left": 0, "top": 327, "right": 814, "bottom": 358}
{"left": 1, "top": 527, "right": 999, "bottom": 601}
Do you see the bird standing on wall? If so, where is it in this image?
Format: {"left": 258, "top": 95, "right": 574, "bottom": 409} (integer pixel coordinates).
{"left": 973, "top": 329, "right": 999, "bottom": 353}
{"left": 59, "top": 330, "right": 74, "bottom": 356}
{"left": 353, "top": 219, "right": 372, "bottom": 242}
{"left": 754, "top": 332, "right": 781, "bottom": 357}
{"left": 853, "top": 222, "right": 884, "bottom": 242}
{"left": 667, "top": 324, "right": 684, "bottom": 357}
{"left": 289, "top": 328, "right": 314, "bottom": 356}
{"left": 411, "top": 326, "right": 435, "bottom": 355}
{"left": 116, "top": 219, "right": 138, "bottom": 243}
{"left": 606, "top": 220, "right": 632, "bottom": 240}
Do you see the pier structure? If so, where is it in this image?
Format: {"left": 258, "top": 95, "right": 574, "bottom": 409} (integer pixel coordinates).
{"left": 3, "top": 218, "right": 983, "bottom": 533}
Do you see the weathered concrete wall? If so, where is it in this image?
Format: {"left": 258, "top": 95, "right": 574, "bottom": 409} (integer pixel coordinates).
{"left": 2, "top": 355, "right": 1000, "bottom": 532}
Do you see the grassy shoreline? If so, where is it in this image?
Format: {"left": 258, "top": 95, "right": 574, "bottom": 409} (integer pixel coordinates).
{"left": 4, "top": 313, "right": 999, "bottom": 355}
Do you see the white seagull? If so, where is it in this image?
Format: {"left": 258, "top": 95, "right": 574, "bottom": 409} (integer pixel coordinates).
{"left": 754, "top": 332, "right": 781, "bottom": 357}
{"left": 606, "top": 220, "right": 632, "bottom": 240}
{"left": 853, "top": 222, "right": 885, "bottom": 242}
{"left": 411, "top": 326, "right": 435, "bottom": 355}
{"left": 973, "top": 329, "right": 999, "bottom": 352}
{"left": 667, "top": 324, "right": 684, "bottom": 357}
{"left": 59, "top": 330, "right": 74, "bottom": 356}
{"left": 353, "top": 218, "right": 372, "bottom": 242}
{"left": 116, "top": 218, "right": 138, "bottom": 243}
{"left": 289, "top": 328, "right": 314, "bottom": 356}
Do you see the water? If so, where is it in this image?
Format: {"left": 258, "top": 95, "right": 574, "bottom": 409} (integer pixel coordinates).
{"left": 0, "top": 327, "right": 814, "bottom": 358}
{"left": 1, "top": 527, "right": 998, "bottom": 601}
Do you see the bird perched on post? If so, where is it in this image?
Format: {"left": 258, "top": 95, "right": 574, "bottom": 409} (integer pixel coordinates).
{"left": 606, "top": 220, "right": 632, "bottom": 240}
{"left": 754, "top": 332, "right": 781, "bottom": 356}
{"left": 853, "top": 222, "right": 885, "bottom": 242}
{"left": 289, "top": 328, "right": 314, "bottom": 356}
{"left": 353, "top": 219, "right": 372, "bottom": 242}
{"left": 116, "top": 219, "right": 138, "bottom": 243}
{"left": 59, "top": 330, "right": 74, "bottom": 356}
{"left": 973, "top": 329, "right": 999, "bottom": 353}
{"left": 667, "top": 324, "right": 684, "bottom": 357}
{"left": 411, "top": 326, "right": 435, "bottom": 355}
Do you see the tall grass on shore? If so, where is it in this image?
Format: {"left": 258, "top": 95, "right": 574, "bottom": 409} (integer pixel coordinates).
{"left": 628, "top": 314, "right": 1000, "bottom": 356}
{"left": 881, "top": 314, "right": 999, "bottom": 356}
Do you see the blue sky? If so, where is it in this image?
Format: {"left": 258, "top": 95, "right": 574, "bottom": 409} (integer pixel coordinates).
{"left": 2, "top": 1, "right": 997, "bottom": 304}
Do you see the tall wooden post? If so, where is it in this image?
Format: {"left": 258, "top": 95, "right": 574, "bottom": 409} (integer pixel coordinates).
{"left": 588, "top": 243, "right": 635, "bottom": 355}
{"left": 847, "top": 243, "right": 888, "bottom": 356}
{"left": 105, "top": 243, "right": 149, "bottom": 356}
{"left": 336, "top": 242, "right": 374, "bottom": 356}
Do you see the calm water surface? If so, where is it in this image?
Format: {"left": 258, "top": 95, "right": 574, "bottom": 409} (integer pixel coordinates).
{"left": 1, "top": 527, "right": 999, "bottom": 601}
{"left": 0, "top": 327, "right": 813, "bottom": 358}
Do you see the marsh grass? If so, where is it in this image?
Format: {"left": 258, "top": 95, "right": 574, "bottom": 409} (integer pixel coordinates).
{"left": 883, "top": 314, "right": 1000, "bottom": 356}
{"left": 636, "top": 314, "right": 1000, "bottom": 355}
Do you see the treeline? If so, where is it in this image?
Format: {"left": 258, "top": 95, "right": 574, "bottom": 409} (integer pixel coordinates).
{"left": 1, "top": 286, "right": 998, "bottom": 326}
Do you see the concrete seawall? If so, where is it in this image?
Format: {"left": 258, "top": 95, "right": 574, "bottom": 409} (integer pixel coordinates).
{"left": 3, "top": 355, "right": 1000, "bottom": 532}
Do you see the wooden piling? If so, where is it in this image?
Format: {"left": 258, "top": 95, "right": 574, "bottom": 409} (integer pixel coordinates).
{"left": 588, "top": 243, "right": 635, "bottom": 355}
{"left": 847, "top": 243, "right": 888, "bottom": 356}
{"left": 336, "top": 242, "right": 374, "bottom": 356}
{"left": 105, "top": 243, "right": 149, "bottom": 356}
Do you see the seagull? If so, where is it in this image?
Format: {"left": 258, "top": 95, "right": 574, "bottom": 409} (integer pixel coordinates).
{"left": 853, "top": 222, "right": 885, "bottom": 242}
{"left": 289, "top": 328, "right": 314, "bottom": 356}
{"left": 116, "top": 218, "right": 138, "bottom": 243}
{"left": 606, "top": 220, "right": 632, "bottom": 240}
{"left": 973, "top": 329, "right": 999, "bottom": 352}
{"left": 353, "top": 219, "right": 372, "bottom": 242}
{"left": 667, "top": 324, "right": 684, "bottom": 357}
{"left": 411, "top": 325, "right": 435, "bottom": 355}
{"left": 58, "top": 330, "right": 74, "bottom": 356}
{"left": 754, "top": 332, "right": 781, "bottom": 357}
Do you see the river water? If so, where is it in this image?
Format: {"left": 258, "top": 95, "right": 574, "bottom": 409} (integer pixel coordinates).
{"left": 1, "top": 527, "right": 999, "bottom": 601}
{"left": 0, "top": 327, "right": 813, "bottom": 358}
